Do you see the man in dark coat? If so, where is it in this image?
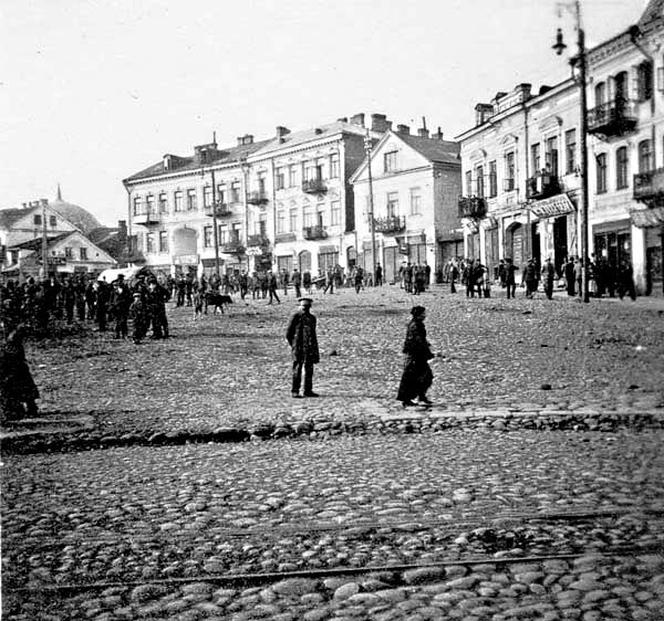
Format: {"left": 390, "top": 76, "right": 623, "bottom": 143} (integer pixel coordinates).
{"left": 146, "top": 279, "right": 169, "bottom": 338}
{"left": 286, "top": 297, "right": 320, "bottom": 398}
{"left": 542, "top": 257, "right": 556, "bottom": 300}
{"left": 110, "top": 277, "right": 132, "bottom": 339}
{"left": 397, "top": 305, "right": 435, "bottom": 407}
{"left": 0, "top": 325, "right": 39, "bottom": 421}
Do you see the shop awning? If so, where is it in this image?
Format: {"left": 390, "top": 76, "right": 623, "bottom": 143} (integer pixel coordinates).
{"left": 528, "top": 194, "right": 575, "bottom": 218}
{"left": 630, "top": 206, "right": 664, "bottom": 228}
{"left": 318, "top": 245, "right": 338, "bottom": 254}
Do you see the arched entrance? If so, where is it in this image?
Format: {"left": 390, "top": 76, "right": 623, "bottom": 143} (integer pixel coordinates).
{"left": 172, "top": 227, "right": 198, "bottom": 275}
{"left": 299, "top": 250, "right": 312, "bottom": 273}
{"left": 505, "top": 222, "right": 524, "bottom": 267}
{"left": 346, "top": 246, "right": 356, "bottom": 269}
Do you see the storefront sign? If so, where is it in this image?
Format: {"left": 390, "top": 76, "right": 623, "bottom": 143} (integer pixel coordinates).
{"left": 529, "top": 194, "right": 575, "bottom": 219}
{"left": 630, "top": 206, "right": 664, "bottom": 228}
{"left": 174, "top": 254, "right": 199, "bottom": 265}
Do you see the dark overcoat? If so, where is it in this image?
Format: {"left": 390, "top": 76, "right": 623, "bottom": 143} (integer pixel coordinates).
{"left": 396, "top": 317, "right": 434, "bottom": 402}
{"left": 286, "top": 311, "right": 320, "bottom": 363}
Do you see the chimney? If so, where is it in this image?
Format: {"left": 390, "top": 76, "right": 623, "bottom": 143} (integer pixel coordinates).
{"left": 350, "top": 113, "right": 365, "bottom": 127}
{"left": 237, "top": 134, "right": 254, "bottom": 146}
{"left": 371, "top": 113, "right": 392, "bottom": 133}
{"left": 337, "top": 117, "right": 348, "bottom": 123}
{"left": 396, "top": 124, "right": 410, "bottom": 135}
{"left": 22, "top": 202, "right": 28, "bottom": 209}
{"left": 474, "top": 104, "right": 494, "bottom": 126}
{"left": 432, "top": 127, "right": 444, "bottom": 140}
{"left": 314, "top": 128, "right": 323, "bottom": 135}
{"left": 515, "top": 83, "right": 532, "bottom": 102}
{"left": 417, "top": 127, "right": 429, "bottom": 138}
{"left": 163, "top": 154, "right": 172, "bottom": 170}
{"left": 276, "top": 126, "right": 290, "bottom": 140}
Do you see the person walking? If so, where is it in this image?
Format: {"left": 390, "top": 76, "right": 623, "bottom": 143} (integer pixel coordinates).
{"left": 323, "top": 268, "right": 334, "bottom": 294}
{"left": 542, "top": 257, "right": 556, "bottom": 300}
{"left": 617, "top": 259, "right": 637, "bottom": 301}
{"left": 397, "top": 305, "right": 436, "bottom": 407}
{"left": 375, "top": 263, "right": 383, "bottom": 286}
{"left": 564, "top": 257, "right": 575, "bottom": 296}
{"left": 505, "top": 258, "right": 518, "bottom": 299}
{"left": 286, "top": 297, "right": 320, "bottom": 398}
{"left": 354, "top": 266, "right": 364, "bottom": 294}
{"left": 523, "top": 258, "right": 539, "bottom": 298}
{"left": 0, "top": 325, "right": 40, "bottom": 421}
{"left": 146, "top": 278, "right": 169, "bottom": 338}
{"left": 267, "top": 271, "right": 281, "bottom": 305}
{"left": 292, "top": 268, "right": 302, "bottom": 299}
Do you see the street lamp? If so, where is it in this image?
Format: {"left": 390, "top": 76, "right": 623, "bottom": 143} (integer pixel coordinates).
{"left": 363, "top": 131, "right": 377, "bottom": 285}
{"left": 554, "top": 0, "right": 590, "bottom": 303}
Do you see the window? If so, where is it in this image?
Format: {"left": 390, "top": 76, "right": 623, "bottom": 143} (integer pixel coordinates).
{"left": 277, "top": 210, "right": 286, "bottom": 233}
{"left": 596, "top": 153, "right": 607, "bottom": 194}
{"left": 217, "top": 185, "right": 226, "bottom": 205}
{"left": 315, "top": 159, "right": 325, "bottom": 180}
{"left": 384, "top": 151, "right": 398, "bottom": 172}
{"left": 410, "top": 187, "right": 422, "bottom": 214}
{"left": 303, "top": 207, "right": 314, "bottom": 227}
{"left": 146, "top": 233, "right": 155, "bottom": 254}
{"left": 159, "top": 192, "right": 168, "bottom": 213}
{"left": 174, "top": 191, "right": 183, "bottom": 212}
{"left": 545, "top": 136, "right": 559, "bottom": 176}
{"left": 330, "top": 154, "right": 340, "bottom": 178}
{"left": 594, "top": 82, "right": 606, "bottom": 107}
{"left": 488, "top": 161, "right": 497, "bottom": 197}
{"left": 386, "top": 192, "right": 399, "bottom": 217}
{"left": 276, "top": 168, "right": 285, "bottom": 190}
{"left": 504, "top": 151, "right": 515, "bottom": 191}
{"left": 316, "top": 204, "right": 325, "bottom": 227}
{"left": 475, "top": 165, "right": 484, "bottom": 198}
{"left": 636, "top": 61, "right": 653, "bottom": 102}
{"left": 258, "top": 173, "right": 266, "bottom": 194}
{"left": 231, "top": 182, "right": 241, "bottom": 203}
{"left": 638, "top": 139, "right": 653, "bottom": 173}
{"left": 159, "top": 231, "right": 168, "bottom": 253}
{"left": 331, "top": 200, "right": 341, "bottom": 225}
{"left": 187, "top": 189, "right": 197, "bottom": 210}
{"left": 289, "top": 208, "right": 298, "bottom": 232}
{"left": 65, "top": 246, "right": 73, "bottom": 258}
{"left": 49, "top": 215, "right": 57, "bottom": 227}
{"left": 218, "top": 225, "right": 228, "bottom": 244}
{"left": 204, "top": 186, "right": 213, "bottom": 208}
{"left": 565, "top": 129, "right": 577, "bottom": 174}
{"left": 230, "top": 224, "right": 241, "bottom": 243}
{"left": 33, "top": 214, "right": 43, "bottom": 226}
{"left": 531, "top": 143, "right": 541, "bottom": 174}
{"left": 204, "top": 226, "right": 213, "bottom": 248}
{"left": 289, "top": 165, "right": 297, "bottom": 187}
{"left": 133, "top": 197, "right": 142, "bottom": 216}
{"left": 79, "top": 247, "right": 88, "bottom": 261}
{"left": 465, "top": 170, "right": 472, "bottom": 195}
{"left": 616, "top": 146, "right": 629, "bottom": 189}
{"left": 304, "top": 163, "right": 316, "bottom": 181}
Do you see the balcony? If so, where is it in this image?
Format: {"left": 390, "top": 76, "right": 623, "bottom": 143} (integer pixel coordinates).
{"left": 204, "top": 203, "right": 233, "bottom": 218}
{"left": 275, "top": 232, "right": 296, "bottom": 243}
{"left": 133, "top": 210, "right": 160, "bottom": 226}
{"left": 247, "top": 234, "right": 270, "bottom": 247}
{"left": 374, "top": 215, "right": 406, "bottom": 234}
{"left": 458, "top": 196, "right": 487, "bottom": 219}
{"left": 220, "top": 239, "right": 245, "bottom": 254}
{"left": 302, "top": 178, "right": 327, "bottom": 194}
{"left": 303, "top": 225, "right": 328, "bottom": 240}
{"left": 526, "top": 172, "right": 562, "bottom": 201}
{"left": 634, "top": 167, "right": 664, "bottom": 203}
{"left": 247, "top": 191, "right": 269, "bottom": 205}
{"left": 587, "top": 99, "right": 638, "bottom": 137}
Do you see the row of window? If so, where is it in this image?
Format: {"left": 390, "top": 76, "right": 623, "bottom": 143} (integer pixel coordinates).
{"left": 32, "top": 215, "right": 58, "bottom": 227}
{"left": 63, "top": 247, "right": 88, "bottom": 260}
{"left": 596, "top": 138, "right": 662, "bottom": 194}
{"left": 368, "top": 188, "right": 422, "bottom": 217}
{"left": 276, "top": 201, "right": 342, "bottom": 234}
{"left": 275, "top": 155, "right": 340, "bottom": 190}
{"left": 593, "top": 61, "right": 654, "bottom": 108}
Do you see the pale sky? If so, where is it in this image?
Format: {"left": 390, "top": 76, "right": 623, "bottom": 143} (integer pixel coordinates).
{"left": 0, "top": 0, "right": 646, "bottom": 226}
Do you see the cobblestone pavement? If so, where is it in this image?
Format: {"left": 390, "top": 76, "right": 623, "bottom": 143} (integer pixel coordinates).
{"left": 2, "top": 286, "right": 664, "bottom": 619}
{"left": 3, "top": 285, "right": 664, "bottom": 444}
{"left": 3, "top": 432, "right": 664, "bottom": 619}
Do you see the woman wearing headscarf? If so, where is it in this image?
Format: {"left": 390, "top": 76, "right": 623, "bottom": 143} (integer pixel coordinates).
{"left": 397, "top": 306, "right": 435, "bottom": 407}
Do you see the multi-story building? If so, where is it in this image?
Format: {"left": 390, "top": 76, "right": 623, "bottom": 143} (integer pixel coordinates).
{"left": 350, "top": 125, "right": 461, "bottom": 283}
{"left": 457, "top": 80, "right": 581, "bottom": 279}
{"left": 457, "top": 0, "right": 664, "bottom": 293}
{"left": 586, "top": 0, "right": 664, "bottom": 294}
{"left": 123, "top": 114, "right": 386, "bottom": 279}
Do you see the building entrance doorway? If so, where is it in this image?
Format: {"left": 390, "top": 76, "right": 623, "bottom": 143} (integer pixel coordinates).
{"left": 553, "top": 215, "right": 568, "bottom": 275}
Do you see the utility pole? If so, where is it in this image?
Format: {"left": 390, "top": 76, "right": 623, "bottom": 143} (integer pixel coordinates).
{"left": 40, "top": 199, "right": 48, "bottom": 280}
{"left": 364, "top": 132, "right": 377, "bottom": 284}
{"left": 210, "top": 169, "right": 221, "bottom": 278}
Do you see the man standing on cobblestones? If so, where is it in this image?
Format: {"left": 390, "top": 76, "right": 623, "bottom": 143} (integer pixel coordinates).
{"left": 286, "top": 297, "right": 319, "bottom": 398}
{"left": 397, "top": 305, "right": 435, "bottom": 407}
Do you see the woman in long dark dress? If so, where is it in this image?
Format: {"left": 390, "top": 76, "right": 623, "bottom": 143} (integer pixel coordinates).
{"left": 0, "top": 325, "right": 39, "bottom": 421}
{"left": 397, "top": 306, "right": 435, "bottom": 407}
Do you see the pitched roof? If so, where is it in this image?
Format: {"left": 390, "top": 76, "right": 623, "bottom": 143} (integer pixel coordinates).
{"left": 396, "top": 133, "right": 460, "bottom": 165}
{"left": 639, "top": 0, "right": 663, "bottom": 26}
{"left": 124, "top": 139, "right": 272, "bottom": 183}
{"left": 10, "top": 232, "right": 73, "bottom": 250}
{"left": 0, "top": 207, "right": 34, "bottom": 229}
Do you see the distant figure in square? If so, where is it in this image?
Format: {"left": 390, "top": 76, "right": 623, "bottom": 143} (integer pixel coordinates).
{"left": 286, "top": 297, "right": 320, "bottom": 398}
{"left": 0, "top": 325, "right": 39, "bottom": 421}
{"left": 129, "top": 292, "right": 147, "bottom": 344}
{"left": 397, "top": 306, "right": 436, "bottom": 407}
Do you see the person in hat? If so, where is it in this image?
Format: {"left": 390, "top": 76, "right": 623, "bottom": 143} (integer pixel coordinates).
{"left": 286, "top": 297, "right": 320, "bottom": 398}
{"left": 397, "top": 306, "right": 436, "bottom": 407}
{"left": 129, "top": 291, "right": 147, "bottom": 344}
{"left": 0, "top": 324, "right": 39, "bottom": 422}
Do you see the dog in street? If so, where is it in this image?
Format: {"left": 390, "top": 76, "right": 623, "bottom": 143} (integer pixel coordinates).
{"left": 206, "top": 292, "right": 233, "bottom": 314}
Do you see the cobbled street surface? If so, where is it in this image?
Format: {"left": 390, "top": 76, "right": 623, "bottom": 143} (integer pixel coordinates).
{"left": 2, "top": 285, "right": 664, "bottom": 620}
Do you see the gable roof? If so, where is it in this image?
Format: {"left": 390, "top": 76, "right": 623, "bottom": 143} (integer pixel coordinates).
{"left": 10, "top": 232, "right": 72, "bottom": 250}
{"left": 397, "top": 133, "right": 460, "bottom": 165}
{"left": 124, "top": 139, "right": 273, "bottom": 183}
{"left": 0, "top": 208, "right": 31, "bottom": 229}
{"left": 639, "top": 0, "right": 663, "bottom": 26}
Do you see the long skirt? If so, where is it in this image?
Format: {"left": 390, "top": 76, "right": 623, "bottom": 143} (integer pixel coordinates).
{"left": 396, "top": 356, "right": 433, "bottom": 402}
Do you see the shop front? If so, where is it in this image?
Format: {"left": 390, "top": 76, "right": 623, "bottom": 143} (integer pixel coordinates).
{"left": 630, "top": 206, "right": 664, "bottom": 295}
{"left": 529, "top": 194, "right": 577, "bottom": 274}
{"left": 592, "top": 219, "right": 631, "bottom": 278}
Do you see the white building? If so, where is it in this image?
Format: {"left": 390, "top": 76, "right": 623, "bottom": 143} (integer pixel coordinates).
{"left": 350, "top": 126, "right": 461, "bottom": 283}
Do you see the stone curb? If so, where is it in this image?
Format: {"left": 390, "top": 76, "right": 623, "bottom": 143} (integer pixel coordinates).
{"left": 1, "top": 410, "right": 662, "bottom": 455}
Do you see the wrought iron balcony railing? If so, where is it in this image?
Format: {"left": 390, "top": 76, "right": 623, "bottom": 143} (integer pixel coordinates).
{"left": 526, "top": 172, "right": 562, "bottom": 201}
{"left": 133, "top": 210, "right": 161, "bottom": 226}
{"left": 374, "top": 215, "right": 406, "bottom": 234}
{"left": 303, "top": 225, "right": 328, "bottom": 240}
{"left": 204, "top": 203, "right": 233, "bottom": 218}
{"left": 247, "top": 234, "right": 270, "bottom": 247}
{"left": 247, "top": 191, "right": 269, "bottom": 205}
{"left": 587, "top": 99, "right": 638, "bottom": 137}
{"left": 302, "top": 178, "right": 327, "bottom": 194}
{"left": 220, "top": 239, "right": 245, "bottom": 254}
{"left": 458, "top": 196, "right": 487, "bottom": 219}
{"left": 633, "top": 167, "right": 664, "bottom": 202}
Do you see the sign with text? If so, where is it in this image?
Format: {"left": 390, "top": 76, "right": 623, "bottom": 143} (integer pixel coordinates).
{"left": 529, "top": 194, "right": 575, "bottom": 219}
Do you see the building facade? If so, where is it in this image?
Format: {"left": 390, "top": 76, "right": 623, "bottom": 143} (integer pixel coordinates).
{"left": 351, "top": 126, "right": 462, "bottom": 283}
{"left": 123, "top": 114, "right": 387, "bottom": 279}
